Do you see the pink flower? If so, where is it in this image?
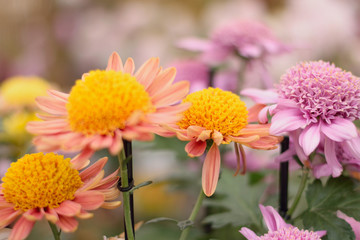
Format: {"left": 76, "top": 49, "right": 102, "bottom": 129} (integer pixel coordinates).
{"left": 240, "top": 205, "right": 326, "bottom": 240}
{"left": 243, "top": 61, "right": 360, "bottom": 177}
{"left": 27, "top": 52, "right": 190, "bottom": 165}
{"left": 0, "top": 152, "right": 120, "bottom": 240}
{"left": 167, "top": 87, "right": 282, "bottom": 196}
{"left": 178, "top": 20, "right": 289, "bottom": 63}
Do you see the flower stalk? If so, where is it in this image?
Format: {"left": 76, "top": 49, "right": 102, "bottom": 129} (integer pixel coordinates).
{"left": 48, "top": 221, "right": 61, "bottom": 240}
{"left": 287, "top": 167, "right": 309, "bottom": 217}
{"left": 118, "top": 142, "right": 135, "bottom": 240}
{"left": 179, "top": 188, "right": 206, "bottom": 240}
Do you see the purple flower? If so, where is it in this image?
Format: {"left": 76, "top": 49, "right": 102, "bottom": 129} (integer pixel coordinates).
{"left": 178, "top": 20, "right": 289, "bottom": 64}
{"left": 268, "top": 61, "right": 360, "bottom": 177}
{"left": 240, "top": 205, "right": 326, "bottom": 240}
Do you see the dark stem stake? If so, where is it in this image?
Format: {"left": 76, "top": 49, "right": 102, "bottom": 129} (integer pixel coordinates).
{"left": 279, "top": 136, "right": 289, "bottom": 219}
{"left": 123, "top": 140, "right": 135, "bottom": 239}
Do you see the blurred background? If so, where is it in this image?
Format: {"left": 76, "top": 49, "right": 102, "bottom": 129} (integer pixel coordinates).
{"left": 1, "top": 0, "right": 360, "bottom": 239}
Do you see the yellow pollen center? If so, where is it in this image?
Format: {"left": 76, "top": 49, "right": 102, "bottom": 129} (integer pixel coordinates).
{"left": 66, "top": 70, "right": 153, "bottom": 135}
{"left": 177, "top": 87, "right": 248, "bottom": 137}
{"left": 1, "top": 153, "right": 83, "bottom": 211}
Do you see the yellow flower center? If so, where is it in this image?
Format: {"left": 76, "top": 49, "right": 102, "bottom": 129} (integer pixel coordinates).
{"left": 177, "top": 87, "right": 248, "bottom": 137}
{"left": 66, "top": 70, "right": 153, "bottom": 135}
{"left": 0, "top": 76, "right": 50, "bottom": 106}
{"left": 1, "top": 153, "right": 83, "bottom": 211}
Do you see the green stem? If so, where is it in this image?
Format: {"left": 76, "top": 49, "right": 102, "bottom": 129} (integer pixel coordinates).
{"left": 179, "top": 188, "right": 206, "bottom": 240}
{"left": 48, "top": 221, "right": 61, "bottom": 240}
{"left": 287, "top": 168, "right": 309, "bottom": 216}
{"left": 118, "top": 150, "right": 135, "bottom": 240}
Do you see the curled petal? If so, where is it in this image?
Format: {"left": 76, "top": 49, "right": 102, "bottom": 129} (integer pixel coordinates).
{"left": 185, "top": 139, "right": 206, "bottom": 157}
{"left": 212, "top": 130, "right": 223, "bottom": 145}
{"left": 324, "top": 137, "right": 343, "bottom": 177}
{"left": 259, "top": 204, "right": 290, "bottom": 231}
{"left": 337, "top": 211, "right": 360, "bottom": 239}
{"left": 270, "top": 109, "right": 306, "bottom": 135}
{"left": 74, "top": 191, "right": 105, "bottom": 210}
{"left": 246, "top": 136, "right": 282, "bottom": 150}
{"left": 55, "top": 200, "right": 81, "bottom": 217}
{"left": 202, "top": 143, "right": 221, "bottom": 197}
{"left": 247, "top": 104, "right": 267, "bottom": 123}
{"left": 187, "top": 126, "right": 207, "bottom": 139}
{"left": 56, "top": 215, "right": 78, "bottom": 232}
{"left": 239, "top": 227, "right": 260, "bottom": 240}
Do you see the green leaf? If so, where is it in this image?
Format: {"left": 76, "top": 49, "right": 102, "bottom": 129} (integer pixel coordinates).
{"left": 302, "top": 176, "right": 359, "bottom": 240}
{"left": 202, "top": 168, "right": 267, "bottom": 229}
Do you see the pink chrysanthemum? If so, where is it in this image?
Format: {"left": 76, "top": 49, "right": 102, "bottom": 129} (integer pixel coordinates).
{"left": 27, "top": 52, "right": 189, "bottom": 164}
{"left": 240, "top": 205, "right": 326, "bottom": 240}
{"left": 267, "top": 61, "right": 360, "bottom": 177}
{"left": 167, "top": 88, "right": 282, "bottom": 196}
{"left": 0, "top": 153, "right": 120, "bottom": 240}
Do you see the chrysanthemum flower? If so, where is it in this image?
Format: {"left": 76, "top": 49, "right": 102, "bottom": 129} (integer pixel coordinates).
{"left": 167, "top": 87, "right": 282, "bottom": 196}
{"left": 27, "top": 52, "right": 190, "bottom": 164}
{"left": 0, "top": 76, "right": 50, "bottom": 111}
{"left": 0, "top": 152, "right": 120, "bottom": 240}
{"left": 337, "top": 211, "right": 360, "bottom": 239}
{"left": 240, "top": 205, "right": 326, "bottom": 240}
{"left": 269, "top": 61, "right": 360, "bottom": 177}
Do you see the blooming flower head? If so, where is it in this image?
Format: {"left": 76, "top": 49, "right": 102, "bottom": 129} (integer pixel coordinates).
{"left": 0, "top": 76, "right": 50, "bottom": 111}
{"left": 267, "top": 61, "right": 360, "bottom": 177}
{"left": 240, "top": 205, "right": 326, "bottom": 240}
{"left": 178, "top": 20, "right": 289, "bottom": 63}
{"left": 27, "top": 52, "right": 190, "bottom": 164}
{"left": 0, "top": 152, "right": 120, "bottom": 240}
{"left": 169, "top": 87, "right": 282, "bottom": 196}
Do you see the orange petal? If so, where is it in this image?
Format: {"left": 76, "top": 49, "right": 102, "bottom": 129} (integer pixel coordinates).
{"left": 246, "top": 136, "right": 283, "bottom": 150}
{"left": 56, "top": 215, "right": 78, "bottom": 232}
{"left": 187, "top": 126, "right": 207, "bottom": 139}
{"left": 185, "top": 139, "right": 206, "bottom": 157}
{"left": 212, "top": 130, "right": 223, "bottom": 145}
{"left": 55, "top": 200, "right": 81, "bottom": 217}
{"left": 43, "top": 208, "right": 59, "bottom": 223}
{"left": 0, "top": 209, "right": 21, "bottom": 228}
{"left": 135, "top": 57, "right": 160, "bottom": 89}
{"left": 23, "top": 208, "right": 44, "bottom": 221}
{"left": 74, "top": 191, "right": 104, "bottom": 210}
{"left": 47, "top": 89, "right": 69, "bottom": 101}
{"left": 197, "top": 130, "right": 212, "bottom": 142}
{"left": 71, "top": 147, "right": 94, "bottom": 170}
{"left": 124, "top": 58, "right": 135, "bottom": 75}
{"left": 228, "top": 135, "right": 260, "bottom": 144}
{"left": 152, "top": 81, "right": 190, "bottom": 108}
{"left": 9, "top": 216, "right": 35, "bottom": 240}
{"left": 238, "top": 124, "right": 271, "bottom": 136}
{"left": 202, "top": 143, "right": 221, "bottom": 197}
{"left": 147, "top": 67, "right": 176, "bottom": 96}
{"left": 106, "top": 52, "right": 124, "bottom": 72}
{"left": 247, "top": 104, "right": 267, "bottom": 123}
{"left": 79, "top": 157, "right": 108, "bottom": 182}
{"left": 101, "top": 201, "right": 122, "bottom": 209}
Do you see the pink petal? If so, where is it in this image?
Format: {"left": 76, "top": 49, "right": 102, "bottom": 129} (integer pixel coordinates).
{"left": 324, "top": 137, "right": 343, "bottom": 177}
{"left": 79, "top": 157, "right": 108, "bottom": 181}
{"left": 312, "top": 164, "right": 333, "bottom": 179}
{"left": 152, "top": 81, "right": 190, "bottom": 108}
{"left": 123, "top": 58, "right": 135, "bottom": 75}
{"left": 342, "top": 137, "right": 360, "bottom": 159}
{"left": 106, "top": 52, "right": 124, "bottom": 72}
{"left": 246, "top": 136, "right": 281, "bottom": 150}
{"left": 26, "top": 119, "right": 69, "bottom": 135}
{"left": 185, "top": 139, "right": 206, "bottom": 157}
{"left": 9, "top": 216, "right": 35, "bottom": 240}
{"left": 43, "top": 208, "right": 59, "bottom": 223}
{"left": 187, "top": 126, "right": 206, "bottom": 139}
{"left": 228, "top": 135, "right": 259, "bottom": 144}
{"left": 259, "top": 204, "right": 289, "bottom": 231}
{"left": 239, "top": 227, "right": 260, "bottom": 240}
{"left": 56, "top": 215, "right": 78, "bottom": 232}
{"left": 289, "top": 130, "right": 308, "bottom": 162}
{"left": 315, "top": 230, "right": 327, "bottom": 237}
{"left": 74, "top": 191, "right": 104, "bottom": 210}
{"left": 337, "top": 211, "right": 360, "bottom": 239}
{"left": 299, "top": 123, "right": 321, "bottom": 156}
{"left": 0, "top": 208, "right": 21, "bottom": 228}
{"left": 109, "top": 130, "right": 123, "bottom": 155}
{"left": 202, "top": 143, "right": 221, "bottom": 197}
{"left": 35, "top": 97, "right": 67, "bottom": 115}
{"left": 270, "top": 109, "right": 306, "bottom": 135}
{"left": 176, "top": 37, "right": 212, "bottom": 51}
{"left": 147, "top": 67, "right": 176, "bottom": 96}
{"left": 55, "top": 200, "right": 81, "bottom": 217}
{"left": 240, "top": 88, "right": 278, "bottom": 104}
{"left": 135, "top": 57, "right": 160, "bottom": 89}
{"left": 47, "top": 89, "right": 69, "bottom": 101}
{"left": 321, "top": 118, "right": 357, "bottom": 142}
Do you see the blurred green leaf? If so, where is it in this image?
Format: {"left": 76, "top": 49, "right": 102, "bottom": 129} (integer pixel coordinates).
{"left": 202, "top": 169, "right": 267, "bottom": 229}
{"left": 302, "top": 176, "right": 359, "bottom": 240}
